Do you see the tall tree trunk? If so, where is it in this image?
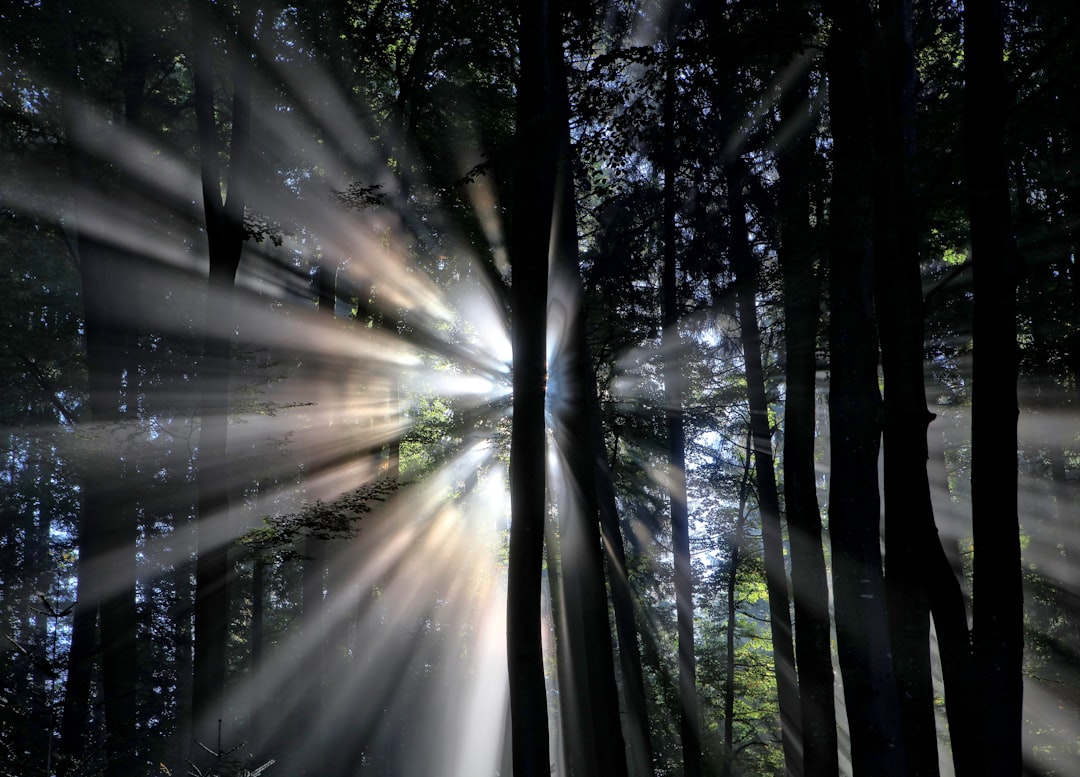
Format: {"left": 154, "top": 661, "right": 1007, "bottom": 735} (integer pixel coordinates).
{"left": 662, "top": 42, "right": 701, "bottom": 777}
{"left": 964, "top": 1, "right": 1023, "bottom": 773}
{"left": 76, "top": 241, "right": 140, "bottom": 777}
{"left": 545, "top": 11, "right": 629, "bottom": 773}
{"left": 723, "top": 434, "right": 753, "bottom": 777}
{"left": 248, "top": 557, "right": 265, "bottom": 750}
{"left": 593, "top": 407, "right": 654, "bottom": 777}
{"left": 190, "top": 0, "right": 253, "bottom": 754}
{"left": 547, "top": 180, "right": 629, "bottom": 777}
{"left": 506, "top": 0, "right": 557, "bottom": 773}
{"left": 57, "top": 19, "right": 146, "bottom": 771}
{"left": 172, "top": 554, "right": 195, "bottom": 768}
{"left": 872, "top": 2, "right": 977, "bottom": 774}
{"left": 777, "top": 48, "right": 839, "bottom": 777}
{"left": 57, "top": 556, "right": 95, "bottom": 776}
{"left": 823, "top": 1, "right": 906, "bottom": 774}
{"left": 285, "top": 262, "right": 337, "bottom": 774}
{"left": 726, "top": 156, "right": 803, "bottom": 777}
{"left": 871, "top": 0, "right": 931, "bottom": 769}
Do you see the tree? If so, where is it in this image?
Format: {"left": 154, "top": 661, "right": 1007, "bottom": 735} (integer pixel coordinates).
{"left": 872, "top": 2, "right": 976, "bottom": 774}
{"left": 506, "top": 0, "right": 558, "bottom": 773}
{"left": 660, "top": 25, "right": 702, "bottom": 777}
{"left": 775, "top": 36, "right": 840, "bottom": 777}
{"left": 726, "top": 154, "right": 802, "bottom": 777}
{"left": 190, "top": 0, "right": 254, "bottom": 756}
{"left": 56, "top": 8, "right": 157, "bottom": 773}
{"left": 822, "top": 0, "right": 906, "bottom": 773}
{"left": 546, "top": 7, "right": 630, "bottom": 773}
{"left": 965, "top": 0, "right": 1023, "bottom": 773}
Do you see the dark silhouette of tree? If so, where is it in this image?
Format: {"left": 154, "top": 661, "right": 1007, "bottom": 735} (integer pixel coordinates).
{"left": 660, "top": 28, "right": 701, "bottom": 777}
{"left": 965, "top": 0, "right": 1023, "bottom": 773}
{"left": 56, "top": 10, "right": 153, "bottom": 774}
{"left": 823, "top": 1, "right": 906, "bottom": 773}
{"left": 190, "top": 0, "right": 254, "bottom": 757}
{"left": 872, "top": 2, "right": 976, "bottom": 774}
{"left": 506, "top": 0, "right": 557, "bottom": 773}
{"left": 547, "top": 8, "right": 630, "bottom": 773}
{"left": 776, "top": 37, "right": 840, "bottom": 777}
{"left": 593, "top": 403, "right": 655, "bottom": 777}
{"left": 726, "top": 155, "right": 802, "bottom": 777}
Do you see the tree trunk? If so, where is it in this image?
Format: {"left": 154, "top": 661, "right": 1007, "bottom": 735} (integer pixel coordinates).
{"left": 777, "top": 48, "right": 840, "bottom": 777}
{"left": 662, "top": 42, "right": 701, "bottom": 777}
{"left": 248, "top": 558, "right": 265, "bottom": 748}
{"left": 74, "top": 241, "right": 140, "bottom": 777}
{"left": 190, "top": 0, "right": 253, "bottom": 755}
{"left": 723, "top": 434, "right": 753, "bottom": 777}
{"left": 872, "top": 2, "right": 977, "bottom": 774}
{"left": 506, "top": 0, "right": 557, "bottom": 773}
{"left": 543, "top": 10, "right": 630, "bottom": 773}
{"left": 871, "top": 1, "right": 938, "bottom": 773}
{"left": 823, "top": 1, "right": 906, "bottom": 774}
{"left": 57, "top": 560, "right": 95, "bottom": 776}
{"left": 964, "top": 1, "right": 1023, "bottom": 773}
{"left": 726, "top": 156, "right": 803, "bottom": 777}
{"left": 58, "top": 21, "right": 144, "bottom": 767}
{"left": 593, "top": 407, "right": 654, "bottom": 777}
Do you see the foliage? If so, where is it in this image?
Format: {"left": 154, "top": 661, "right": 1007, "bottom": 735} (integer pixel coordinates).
{"left": 241, "top": 478, "right": 401, "bottom": 558}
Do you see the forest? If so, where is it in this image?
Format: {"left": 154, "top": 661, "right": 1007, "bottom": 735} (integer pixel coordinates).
{"left": 1, "top": 0, "right": 1078, "bottom": 775}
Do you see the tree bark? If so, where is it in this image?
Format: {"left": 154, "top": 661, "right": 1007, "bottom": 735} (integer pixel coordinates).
{"left": 871, "top": 9, "right": 937, "bottom": 771}
{"left": 548, "top": 30, "right": 630, "bottom": 776}
{"left": 777, "top": 48, "right": 840, "bottom": 777}
{"left": 872, "top": 2, "right": 977, "bottom": 774}
{"left": 726, "top": 156, "right": 803, "bottom": 777}
{"left": 506, "top": 0, "right": 557, "bottom": 774}
{"left": 593, "top": 407, "right": 654, "bottom": 777}
{"left": 57, "top": 17, "right": 144, "bottom": 770}
{"left": 57, "top": 560, "right": 95, "bottom": 776}
{"left": 823, "top": 1, "right": 906, "bottom": 774}
{"left": 190, "top": 0, "right": 253, "bottom": 754}
{"left": 662, "top": 41, "right": 701, "bottom": 777}
{"left": 964, "top": 1, "right": 1023, "bottom": 773}
{"left": 723, "top": 434, "right": 753, "bottom": 777}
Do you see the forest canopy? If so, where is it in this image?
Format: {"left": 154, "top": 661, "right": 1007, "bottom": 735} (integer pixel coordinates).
{"left": 1, "top": 0, "right": 1078, "bottom": 776}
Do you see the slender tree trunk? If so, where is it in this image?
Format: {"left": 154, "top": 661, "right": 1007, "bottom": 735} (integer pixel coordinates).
{"left": 726, "top": 157, "right": 803, "bottom": 777}
{"left": 190, "top": 0, "right": 253, "bottom": 753}
{"left": 308, "top": 262, "right": 337, "bottom": 703}
{"left": 871, "top": 2, "right": 978, "bottom": 775}
{"left": 506, "top": 0, "right": 557, "bottom": 773}
{"left": 59, "top": 24, "right": 144, "bottom": 767}
{"left": 873, "top": 3, "right": 979, "bottom": 774}
{"left": 777, "top": 49, "right": 839, "bottom": 777}
{"left": 593, "top": 406, "right": 654, "bottom": 777}
{"left": 723, "top": 434, "right": 753, "bottom": 777}
{"left": 172, "top": 554, "right": 195, "bottom": 768}
{"left": 823, "top": 2, "right": 906, "bottom": 774}
{"left": 964, "top": 1, "right": 1023, "bottom": 773}
{"left": 544, "top": 14, "right": 629, "bottom": 773}
{"left": 57, "top": 558, "right": 95, "bottom": 776}
{"left": 662, "top": 43, "right": 701, "bottom": 777}
{"left": 74, "top": 239, "right": 140, "bottom": 777}
{"left": 548, "top": 220, "right": 627, "bottom": 777}
{"left": 52, "top": 10, "right": 150, "bottom": 773}
{"left": 248, "top": 558, "right": 265, "bottom": 747}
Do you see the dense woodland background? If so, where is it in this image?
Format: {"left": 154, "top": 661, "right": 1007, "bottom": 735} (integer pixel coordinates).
{"left": 1, "top": 0, "right": 1078, "bottom": 775}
